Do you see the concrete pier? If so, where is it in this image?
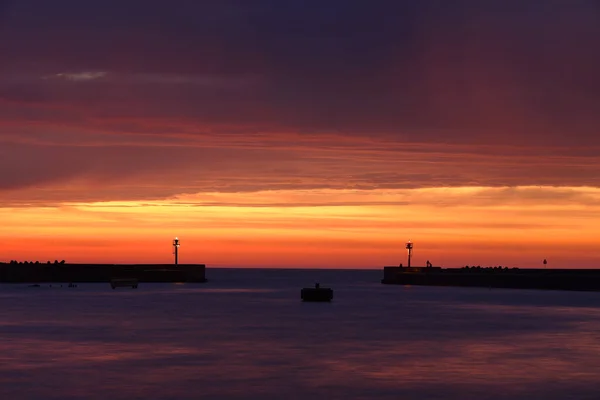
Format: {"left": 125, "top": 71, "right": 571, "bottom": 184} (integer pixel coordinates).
{"left": 382, "top": 266, "right": 600, "bottom": 292}
{"left": 0, "top": 263, "right": 207, "bottom": 283}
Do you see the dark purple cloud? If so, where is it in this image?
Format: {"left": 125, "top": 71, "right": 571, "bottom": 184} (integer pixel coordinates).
{"left": 1, "top": 1, "right": 599, "bottom": 202}
{"left": 1, "top": 1, "right": 597, "bottom": 137}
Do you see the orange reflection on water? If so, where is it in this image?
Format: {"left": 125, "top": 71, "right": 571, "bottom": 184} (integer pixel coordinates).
{"left": 1, "top": 275, "right": 600, "bottom": 400}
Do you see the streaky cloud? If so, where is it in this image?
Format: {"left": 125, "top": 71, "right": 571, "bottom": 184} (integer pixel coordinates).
{"left": 52, "top": 71, "right": 107, "bottom": 81}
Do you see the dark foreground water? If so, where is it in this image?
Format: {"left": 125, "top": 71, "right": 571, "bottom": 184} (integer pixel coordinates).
{"left": 1, "top": 268, "right": 600, "bottom": 400}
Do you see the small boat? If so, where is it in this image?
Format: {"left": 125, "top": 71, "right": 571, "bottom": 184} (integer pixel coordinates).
{"left": 301, "top": 283, "right": 333, "bottom": 302}
{"left": 110, "top": 278, "right": 139, "bottom": 289}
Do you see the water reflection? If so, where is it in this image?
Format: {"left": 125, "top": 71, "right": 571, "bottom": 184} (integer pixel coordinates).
{"left": 1, "top": 269, "right": 600, "bottom": 399}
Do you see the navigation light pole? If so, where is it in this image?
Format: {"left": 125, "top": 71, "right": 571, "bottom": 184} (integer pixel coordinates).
{"left": 173, "top": 237, "right": 180, "bottom": 265}
{"left": 406, "top": 240, "right": 413, "bottom": 268}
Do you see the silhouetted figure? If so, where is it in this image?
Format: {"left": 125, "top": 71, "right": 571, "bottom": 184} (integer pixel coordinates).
{"left": 543, "top": 259, "right": 547, "bottom": 267}
{"left": 315, "top": 283, "right": 320, "bottom": 289}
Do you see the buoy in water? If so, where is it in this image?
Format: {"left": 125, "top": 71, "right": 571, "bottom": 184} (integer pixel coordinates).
{"left": 301, "top": 283, "right": 333, "bottom": 302}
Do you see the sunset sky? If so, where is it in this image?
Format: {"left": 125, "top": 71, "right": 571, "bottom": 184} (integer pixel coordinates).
{"left": 1, "top": 0, "right": 599, "bottom": 268}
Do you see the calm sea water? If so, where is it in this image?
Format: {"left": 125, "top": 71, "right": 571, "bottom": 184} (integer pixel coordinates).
{"left": 1, "top": 268, "right": 600, "bottom": 400}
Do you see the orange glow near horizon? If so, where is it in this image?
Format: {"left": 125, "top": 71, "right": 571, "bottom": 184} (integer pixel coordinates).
{"left": 1, "top": 186, "right": 599, "bottom": 268}
{"left": 2, "top": 1, "right": 600, "bottom": 271}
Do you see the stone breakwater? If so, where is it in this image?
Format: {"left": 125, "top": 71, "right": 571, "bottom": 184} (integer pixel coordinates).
{"left": 0, "top": 263, "right": 207, "bottom": 283}
{"left": 382, "top": 266, "right": 600, "bottom": 292}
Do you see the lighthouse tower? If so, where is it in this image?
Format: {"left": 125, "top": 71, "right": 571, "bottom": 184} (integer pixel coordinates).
{"left": 173, "top": 237, "right": 180, "bottom": 265}
{"left": 405, "top": 240, "right": 413, "bottom": 268}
